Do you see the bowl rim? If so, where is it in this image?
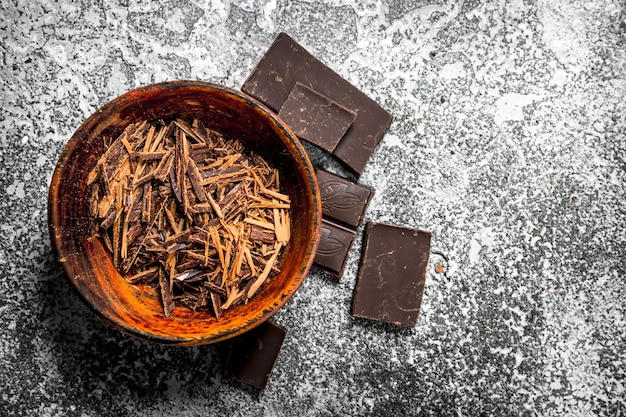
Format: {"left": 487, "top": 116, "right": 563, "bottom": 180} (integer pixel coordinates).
{"left": 48, "top": 80, "right": 322, "bottom": 345}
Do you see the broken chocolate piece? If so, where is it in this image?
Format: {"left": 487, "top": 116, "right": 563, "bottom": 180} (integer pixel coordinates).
{"left": 313, "top": 218, "right": 357, "bottom": 278}
{"left": 315, "top": 168, "right": 374, "bottom": 229}
{"left": 278, "top": 82, "right": 356, "bottom": 153}
{"left": 224, "top": 321, "right": 286, "bottom": 389}
{"left": 351, "top": 222, "right": 431, "bottom": 327}
{"left": 242, "top": 32, "right": 393, "bottom": 177}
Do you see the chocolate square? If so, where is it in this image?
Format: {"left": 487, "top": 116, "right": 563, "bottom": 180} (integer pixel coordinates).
{"left": 315, "top": 167, "right": 374, "bottom": 229}
{"left": 351, "top": 223, "right": 431, "bottom": 327}
{"left": 242, "top": 32, "right": 393, "bottom": 177}
{"left": 223, "top": 321, "right": 286, "bottom": 389}
{"left": 313, "top": 218, "right": 357, "bottom": 278}
{"left": 278, "top": 82, "right": 357, "bottom": 153}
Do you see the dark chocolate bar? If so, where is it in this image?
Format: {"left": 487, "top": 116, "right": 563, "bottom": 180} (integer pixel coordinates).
{"left": 223, "top": 321, "right": 286, "bottom": 389}
{"left": 242, "top": 32, "right": 393, "bottom": 176}
{"left": 278, "top": 82, "right": 356, "bottom": 153}
{"left": 351, "top": 223, "right": 431, "bottom": 327}
{"left": 315, "top": 168, "right": 374, "bottom": 229}
{"left": 313, "top": 218, "right": 357, "bottom": 278}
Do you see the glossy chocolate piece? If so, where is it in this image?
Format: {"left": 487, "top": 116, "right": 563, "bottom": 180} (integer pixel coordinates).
{"left": 351, "top": 223, "right": 431, "bottom": 327}
{"left": 242, "top": 32, "right": 393, "bottom": 177}
{"left": 278, "top": 82, "right": 356, "bottom": 153}
{"left": 315, "top": 168, "right": 373, "bottom": 229}
{"left": 224, "top": 321, "right": 286, "bottom": 389}
{"left": 313, "top": 218, "right": 357, "bottom": 278}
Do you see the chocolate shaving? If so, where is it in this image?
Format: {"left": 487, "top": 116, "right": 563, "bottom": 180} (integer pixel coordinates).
{"left": 88, "top": 118, "right": 291, "bottom": 317}
{"left": 132, "top": 151, "right": 167, "bottom": 160}
{"left": 159, "top": 267, "right": 175, "bottom": 317}
{"left": 250, "top": 225, "right": 275, "bottom": 244}
{"left": 187, "top": 157, "right": 207, "bottom": 202}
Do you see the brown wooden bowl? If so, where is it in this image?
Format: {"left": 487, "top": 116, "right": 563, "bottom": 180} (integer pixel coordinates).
{"left": 48, "top": 81, "right": 321, "bottom": 345}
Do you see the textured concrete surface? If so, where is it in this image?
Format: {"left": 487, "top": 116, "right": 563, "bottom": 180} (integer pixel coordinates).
{"left": 1, "top": 1, "right": 625, "bottom": 416}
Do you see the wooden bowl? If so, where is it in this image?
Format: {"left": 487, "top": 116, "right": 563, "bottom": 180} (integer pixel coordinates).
{"left": 48, "top": 81, "right": 321, "bottom": 345}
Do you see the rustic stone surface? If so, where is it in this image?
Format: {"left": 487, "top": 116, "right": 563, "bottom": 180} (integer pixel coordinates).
{"left": 1, "top": 1, "right": 625, "bottom": 416}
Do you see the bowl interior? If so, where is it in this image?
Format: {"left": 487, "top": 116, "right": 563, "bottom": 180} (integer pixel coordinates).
{"left": 48, "top": 81, "right": 321, "bottom": 345}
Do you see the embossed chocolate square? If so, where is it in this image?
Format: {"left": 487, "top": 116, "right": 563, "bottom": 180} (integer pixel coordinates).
{"left": 313, "top": 218, "right": 357, "bottom": 278}
{"left": 315, "top": 168, "right": 374, "bottom": 229}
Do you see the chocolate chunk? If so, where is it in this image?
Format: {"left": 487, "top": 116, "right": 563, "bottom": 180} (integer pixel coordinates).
{"left": 278, "top": 82, "right": 357, "bottom": 153}
{"left": 242, "top": 32, "right": 393, "bottom": 177}
{"left": 315, "top": 168, "right": 374, "bottom": 229}
{"left": 313, "top": 218, "right": 357, "bottom": 278}
{"left": 224, "top": 321, "right": 286, "bottom": 389}
{"left": 351, "top": 223, "right": 431, "bottom": 327}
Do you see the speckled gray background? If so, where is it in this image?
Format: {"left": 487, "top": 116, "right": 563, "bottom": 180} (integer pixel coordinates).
{"left": 1, "top": 1, "right": 625, "bottom": 416}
